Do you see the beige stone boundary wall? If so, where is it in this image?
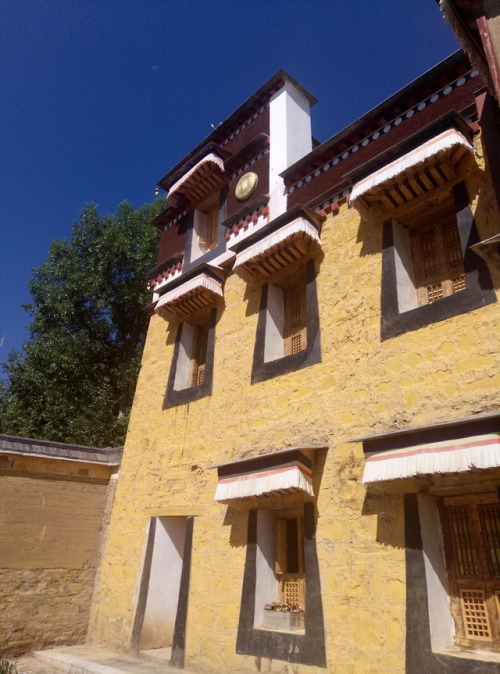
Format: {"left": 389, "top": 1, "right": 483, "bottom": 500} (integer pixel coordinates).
{"left": 0, "top": 453, "right": 116, "bottom": 658}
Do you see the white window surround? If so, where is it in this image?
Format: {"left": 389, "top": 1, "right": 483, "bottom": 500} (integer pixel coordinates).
{"left": 264, "top": 284, "right": 285, "bottom": 362}
{"left": 418, "top": 494, "right": 455, "bottom": 652}
{"left": 254, "top": 510, "right": 280, "bottom": 628}
{"left": 173, "top": 323, "right": 197, "bottom": 391}
{"left": 392, "top": 220, "right": 419, "bottom": 313}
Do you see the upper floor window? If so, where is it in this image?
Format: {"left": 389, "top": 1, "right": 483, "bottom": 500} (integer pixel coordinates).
{"left": 192, "top": 191, "right": 220, "bottom": 260}
{"left": 381, "top": 181, "right": 496, "bottom": 338}
{"left": 411, "top": 215, "right": 466, "bottom": 306}
{"left": 348, "top": 125, "right": 496, "bottom": 339}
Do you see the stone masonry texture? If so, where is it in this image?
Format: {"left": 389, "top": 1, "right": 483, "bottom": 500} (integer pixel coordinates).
{"left": 88, "top": 134, "right": 500, "bottom": 673}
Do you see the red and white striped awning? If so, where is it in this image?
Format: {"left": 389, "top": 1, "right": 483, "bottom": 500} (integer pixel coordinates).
{"left": 167, "top": 153, "right": 225, "bottom": 206}
{"left": 350, "top": 128, "right": 474, "bottom": 209}
{"left": 363, "top": 433, "right": 500, "bottom": 483}
{"left": 233, "top": 217, "right": 321, "bottom": 275}
{"left": 154, "top": 272, "right": 223, "bottom": 319}
{"left": 213, "top": 448, "right": 314, "bottom": 501}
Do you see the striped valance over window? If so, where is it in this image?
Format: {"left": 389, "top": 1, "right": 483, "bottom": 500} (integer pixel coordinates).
{"left": 166, "top": 152, "right": 225, "bottom": 206}
{"left": 154, "top": 270, "right": 224, "bottom": 320}
{"left": 363, "top": 434, "right": 500, "bottom": 483}
{"left": 212, "top": 448, "right": 317, "bottom": 502}
{"left": 350, "top": 128, "right": 474, "bottom": 213}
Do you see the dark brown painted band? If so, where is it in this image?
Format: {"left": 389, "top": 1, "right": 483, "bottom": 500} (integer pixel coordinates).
{"left": 251, "top": 258, "right": 322, "bottom": 383}
{"left": 130, "top": 518, "right": 156, "bottom": 655}
{"left": 381, "top": 181, "right": 496, "bottom": 340}
{"left": 170, "top": 516, "right": 194, "bottom": 669}
{"left": 217, "top": 449, "right": 312, "bottom": 479}
{"left": 404, "top": 494, "right": 500, "bottom": 672}
{"left": 236, "top": 502, "right": 326, "bottom": 667}
{"left": 163, "top": 308, "right": 217, "bottom": 409}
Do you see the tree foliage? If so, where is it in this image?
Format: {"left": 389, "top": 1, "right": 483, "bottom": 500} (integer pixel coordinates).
{"left": 0, "top": 200, "right": 162, "bottom": 447}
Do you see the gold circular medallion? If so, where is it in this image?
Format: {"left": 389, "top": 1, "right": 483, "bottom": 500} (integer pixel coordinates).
{"left": 235, "top": 171, "right": 258, "bottom": 201}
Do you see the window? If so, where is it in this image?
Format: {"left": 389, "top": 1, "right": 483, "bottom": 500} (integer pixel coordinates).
{"left": 254, "top": 510, "right": 305, "bottom": 631}
{"left": 163, "top": 308, "right": 216, "bottom": 408}
{"left": 252, "top": 258, "right": 321, "bottom": 383}
{"left": 440, "top": 493, "right": 500, "bottom": 651}
{"left": 190, "top": 324, "right": 209, "bottom": 387}
{"left": 283, "top": 284, "right": 307, "bottom": 356}
{"left": 264, "top": 268, "right": 307, "bottom": 363}
{"left": 411, "top": 211, "right": 466, "bottom": 307}
{"left": 275, "top": 514, "right": 305, "bottom": 609}
{"left": 236, "top": 503, "right": 326, "bottom": 667}
{"left": 381, "top": 182, "right": 496, "bottom": 339}
{"left": 191, "top": 192, "right": 220, "bottom": 261}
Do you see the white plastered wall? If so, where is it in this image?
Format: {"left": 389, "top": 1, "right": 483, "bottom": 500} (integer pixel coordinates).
{"left": 264, "top": 284, "right": 285, "bottom": 362}
{"left": 393, "top": 220, "right": 418, "bottom": 313}
{"left": 269, "top": 82, "right": 312, "bottom": 221}
{"left": 254, "top": 510, "right": 279, "bottom": 627}
{"left": 418, "top": 494, "right": 455, "bottom": 651}
{"left": 173, "top": 323, "right": 194, "bottom": 390}
{"left": 140, "top": 517, "right": 187, "bottom": 649}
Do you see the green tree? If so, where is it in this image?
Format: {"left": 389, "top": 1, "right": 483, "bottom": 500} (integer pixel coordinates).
{"left": 0, "top": 200, "right": 162, "bottom": 447}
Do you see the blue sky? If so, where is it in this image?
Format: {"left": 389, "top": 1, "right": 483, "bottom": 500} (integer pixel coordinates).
{"left": 0, "top": 1, "right": 459, "bottom": 362}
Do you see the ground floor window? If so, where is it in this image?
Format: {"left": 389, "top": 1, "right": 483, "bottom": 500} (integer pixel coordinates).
{"left": 236, "top": 503, "right": 326, "bottom": 667}
{"left": 440, "top": 493, "right": 500, "bottom": 650}
{"left": 275, "top": 514, "right": 305, "bottom": 609}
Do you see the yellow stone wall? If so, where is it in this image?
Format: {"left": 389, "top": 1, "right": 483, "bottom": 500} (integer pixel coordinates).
{"left": 0, "top": 454, "right": 115, "bottom": 657}
{"left": 90, "top": 139, "right": 500, "bottom": 673}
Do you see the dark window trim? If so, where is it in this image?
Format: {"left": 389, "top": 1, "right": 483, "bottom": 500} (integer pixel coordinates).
{"left": 163, "top": 308, "right": 217, "bottom": 409}
{"left": 381, "top": 181, "right": 496, "bottom": 339}
{"left": 236, "top": 502, "right": 326, "bottom": 668}
{"left": 404, "top": 493, "right": 500, "bottom": 673}
{"left": 251, "top": 258, "right": 321, "bottom": 383}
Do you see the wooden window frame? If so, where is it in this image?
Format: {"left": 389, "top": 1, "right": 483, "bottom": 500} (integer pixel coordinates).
{"left": 251, "top": 258, "right": 321, "bottom": 383}
{"left": 163, "top": 307, "right": 216, "bottom": 409}
{"left": 409, "top": 200, "right": 467, "bottom": 307}
{"left": 440, "top": 493, "right": 500, "bottom": 651}
{"left": 196, "top": 192, "right": 220, "bottom": 252}
{"left": 380, "top": 181, "right": 496, "bottom": 339}
{"left": 275, "top": 513, "right": 305, "bottom": 610}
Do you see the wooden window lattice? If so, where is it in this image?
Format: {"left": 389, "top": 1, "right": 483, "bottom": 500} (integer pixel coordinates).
{"left": 480, "top": 504, "right": 500, "bottom": 579}
{"left": 443, "top": 221, "right": 463, "bottom": 270}
{"left": 448, "top": 507, "right": 479, "bottom": 578}
{"left": 284, "top": 287, "right": 306, "bottom": 356}
{"left": 442, "top": 496, "right": 500, "bottom": 651}
{"left": 460, "top": 589, "right": 492, "bottom": 640}
{"left": 190, "top": 325, "right": 209, "bottom": 388}
{"left": 410, "top": 208, "right": 467, "bottom": 307}
{"left": 276, "top": 515, "right": 305, "bottom": 609}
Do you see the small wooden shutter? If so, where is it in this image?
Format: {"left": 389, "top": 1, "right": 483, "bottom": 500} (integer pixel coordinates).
{"left": 190, "top": 325, "right": 209, "bottom": 387}
{"left": 411, "top": 214, "right": 466, "bottom": 306}
{"left": 284, "top": 287, "right": 307, "bottom": 356}
{"left": 197, "top": 197, "right": 219, "bottom": 250}
{"left": 197, "top": 212, "right": 209, "bottom": 246}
